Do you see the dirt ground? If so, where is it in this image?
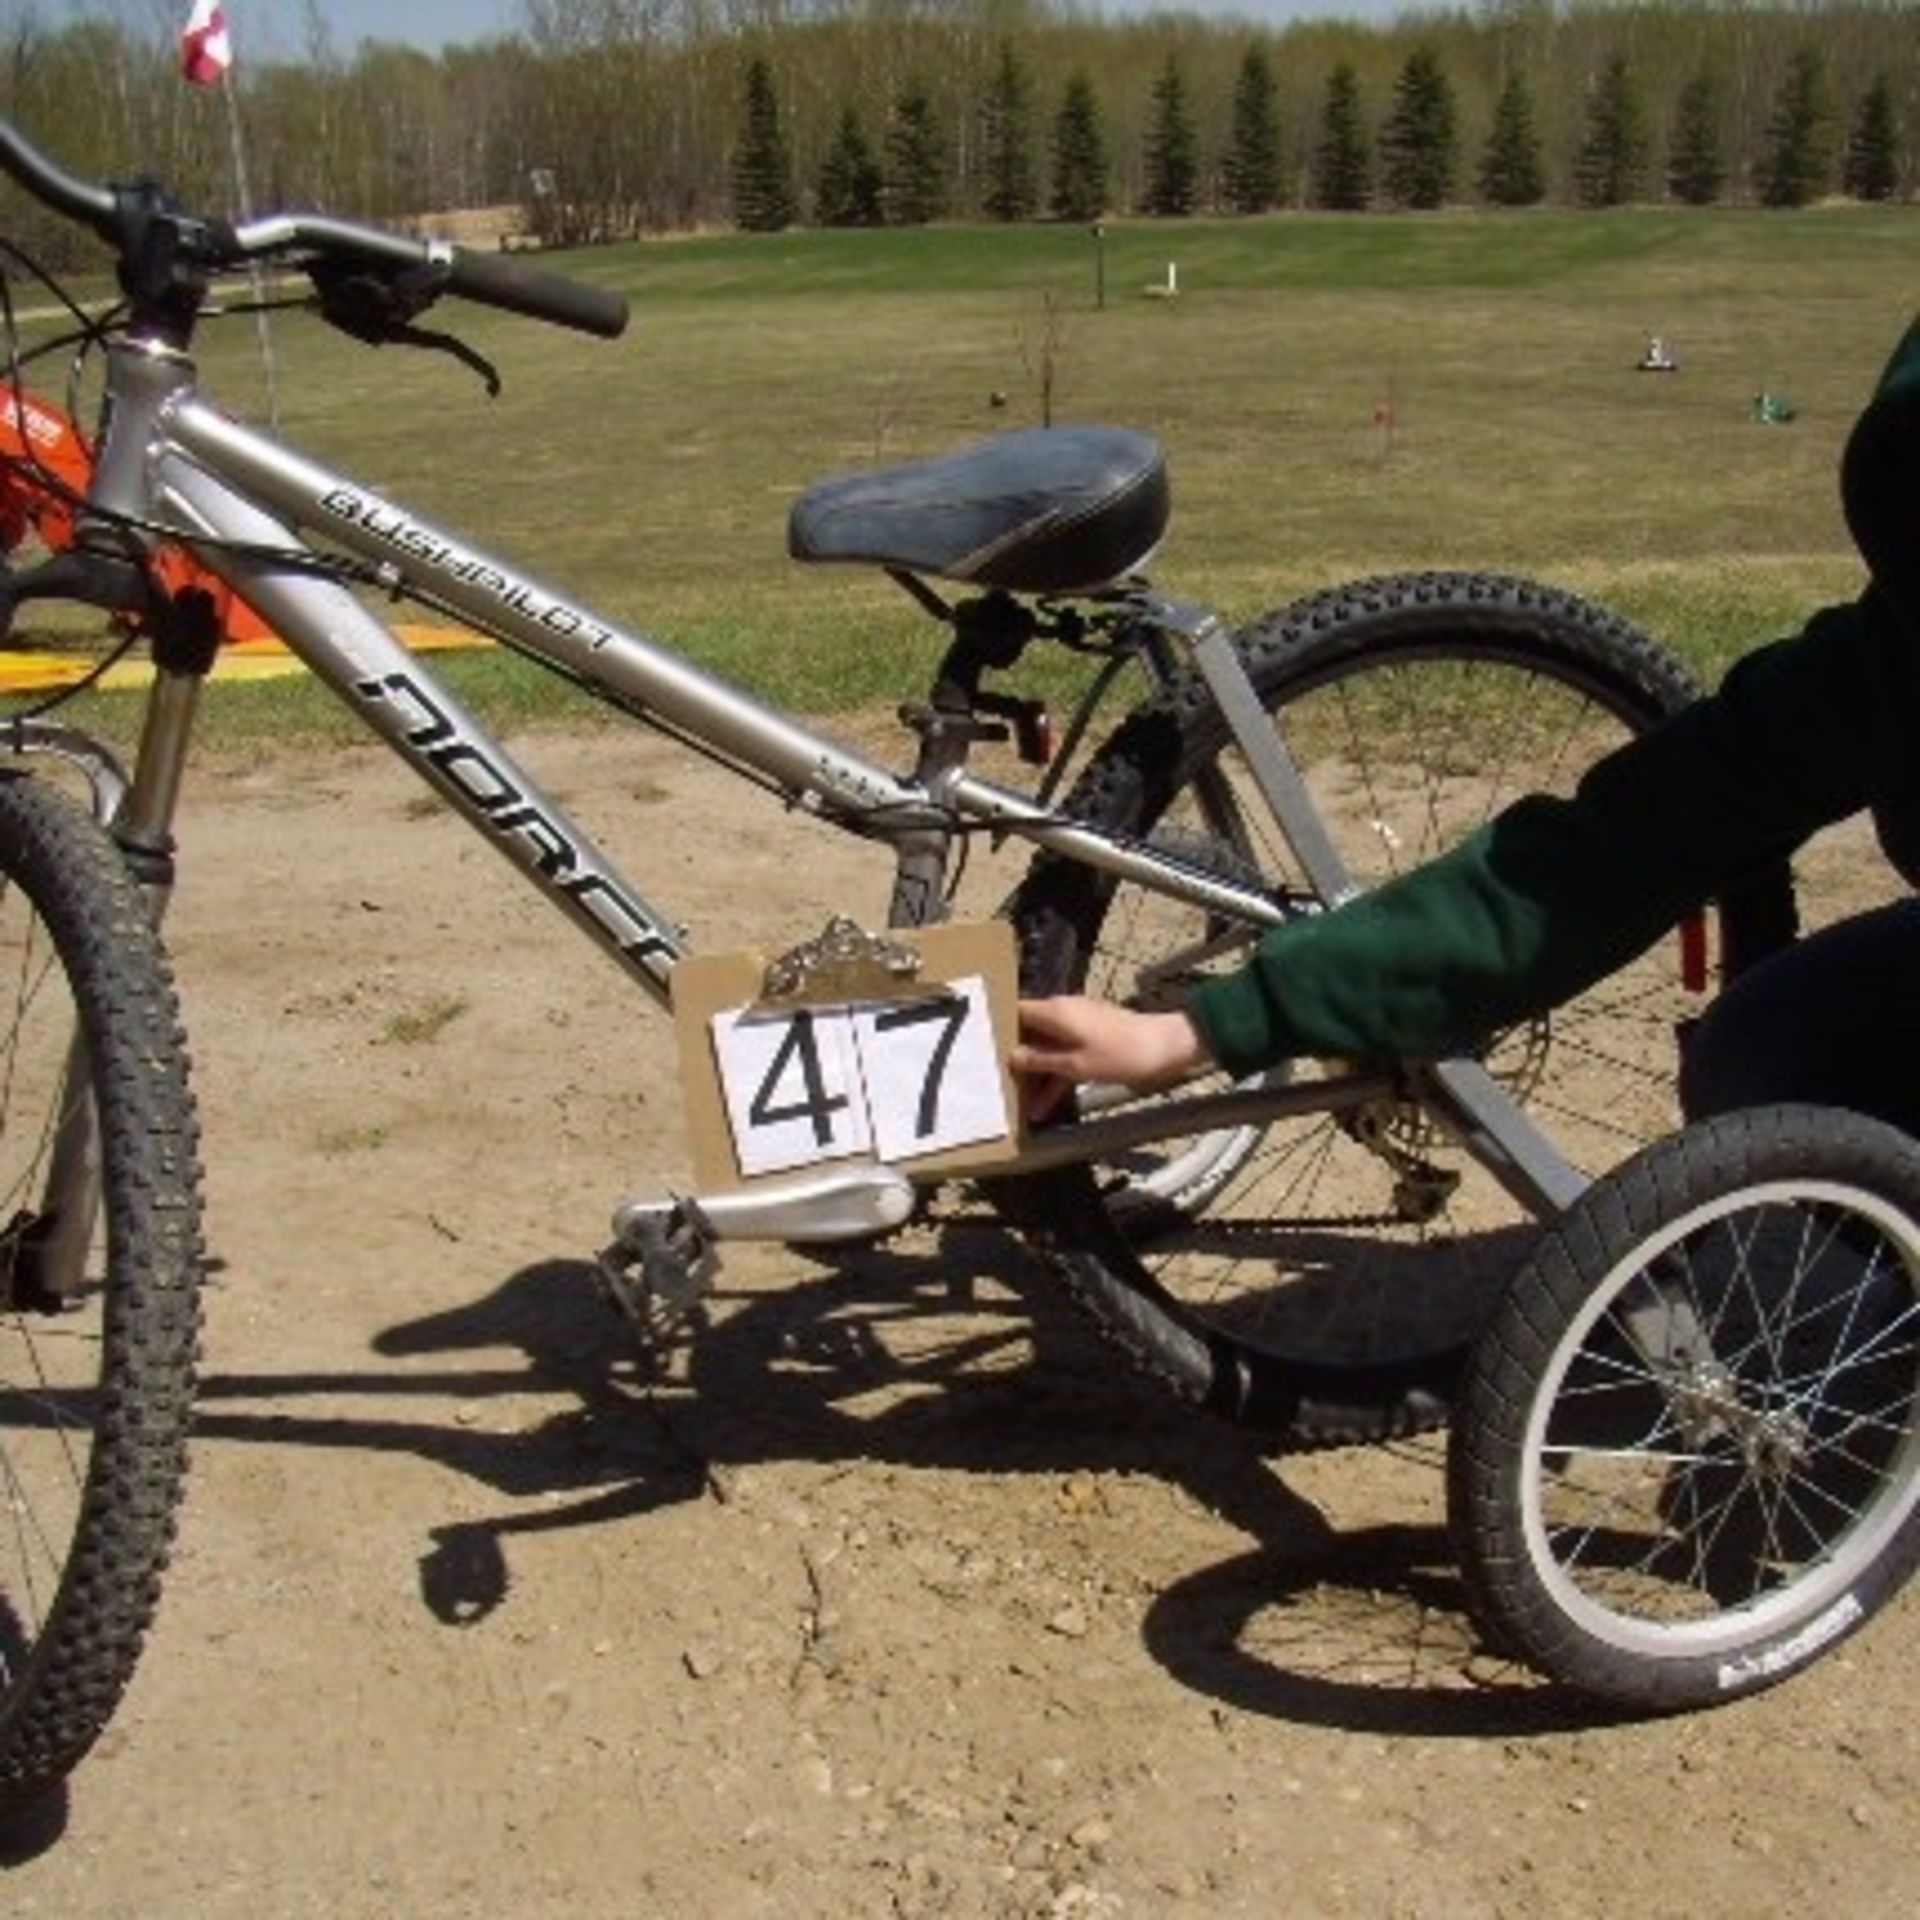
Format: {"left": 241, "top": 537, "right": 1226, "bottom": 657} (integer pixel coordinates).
{"left": 3, "top": 722, "right": 1916, "bottom": 1919}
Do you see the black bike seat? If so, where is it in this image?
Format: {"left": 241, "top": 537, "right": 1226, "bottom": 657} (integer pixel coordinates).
{"left": 787, "top": 426, "right": 1169, "bottom": 595}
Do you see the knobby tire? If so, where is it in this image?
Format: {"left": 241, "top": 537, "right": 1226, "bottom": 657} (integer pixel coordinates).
{"left": 0, "top": 773, "right": 203, "bottom": 1810}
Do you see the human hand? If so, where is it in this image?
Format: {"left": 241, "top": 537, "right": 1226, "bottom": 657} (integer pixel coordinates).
{"left": 1011, "top": 995, "right": 1212, "bottom": 1122}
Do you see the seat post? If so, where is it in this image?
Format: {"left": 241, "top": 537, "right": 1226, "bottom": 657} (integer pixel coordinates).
{"left": 885, "top": 593, "right": 1037, "bottom": 928}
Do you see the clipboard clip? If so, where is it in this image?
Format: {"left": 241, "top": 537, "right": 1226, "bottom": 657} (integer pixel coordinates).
{"left": 758, "top": 914, "right": 946, "bottom": 1008}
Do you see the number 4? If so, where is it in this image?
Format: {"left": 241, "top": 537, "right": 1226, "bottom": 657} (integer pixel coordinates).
{"left": 747, "top": 1009, "right": 853, "bottom": 1147}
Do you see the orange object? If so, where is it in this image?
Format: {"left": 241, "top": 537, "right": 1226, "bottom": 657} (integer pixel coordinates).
{"left": 0, "top": 388, "right": 271, "bottom": 642}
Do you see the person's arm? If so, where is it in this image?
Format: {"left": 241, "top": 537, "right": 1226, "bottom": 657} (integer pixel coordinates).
{"left": 1012, "top": 590, "right": 1906, "bottom": 1103}
{"left": 1012, "top": 997, "right": 1210, "bottom": 1120}
{"left": 1190, "top": 591, "right": 1907, "bottom": 1078}
{"left": 1187, "top": 589, "right": 1911, "bottom": 1080}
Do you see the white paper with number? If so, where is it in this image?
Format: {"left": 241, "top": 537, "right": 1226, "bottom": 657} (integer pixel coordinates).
{"left": 710, "top": 976, "right": 1010, "bottom": 1177}
{"left": 711, "top": 1005, "right": 872, "bottom": 1177}
{"left": 850, "top": 977, "right": 1007, "bottom": 1164}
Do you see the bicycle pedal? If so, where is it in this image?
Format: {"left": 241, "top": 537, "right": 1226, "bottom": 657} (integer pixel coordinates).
{"left": 605, "top": 1198, "right": 717, "bottom": 1309}
{"left": 597, "top": 1200, "right": 719, "bottom": 1343}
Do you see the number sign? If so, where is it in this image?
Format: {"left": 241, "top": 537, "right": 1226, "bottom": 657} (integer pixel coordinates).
{"left": 712, "top": 976, "right": 1005, "bottom": 1177}
{"left": 672, "top": 919, "right": 1022, "bottom": 1192}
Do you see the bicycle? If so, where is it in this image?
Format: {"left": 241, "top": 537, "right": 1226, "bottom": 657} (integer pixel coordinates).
{"left": 0, "top": 118, "right": 1821, "bottom": 1800}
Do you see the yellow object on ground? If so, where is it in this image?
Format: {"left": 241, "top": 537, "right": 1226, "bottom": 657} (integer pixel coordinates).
{"left": 0, "top": 626, "right": 484, "bottom": 695}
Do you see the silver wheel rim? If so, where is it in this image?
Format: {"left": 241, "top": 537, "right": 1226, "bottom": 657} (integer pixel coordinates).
{"left": 1519, "top": 1176, "right": 1920, "bottom": 1664}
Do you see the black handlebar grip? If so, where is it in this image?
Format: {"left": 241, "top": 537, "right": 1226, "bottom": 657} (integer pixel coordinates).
{"left": 442, "top": 245, "right": 629, "bottom": 339}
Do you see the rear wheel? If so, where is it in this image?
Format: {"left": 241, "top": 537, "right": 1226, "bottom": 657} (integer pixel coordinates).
{"left": 0, "top": 774, "right": 203, "bottom": 1808}
{"left": 1449, "top": 1105, "right": 1920, "bottom": 1711}
{"left": 1007, "top": 571, "right": 1792, "bottom": 1446}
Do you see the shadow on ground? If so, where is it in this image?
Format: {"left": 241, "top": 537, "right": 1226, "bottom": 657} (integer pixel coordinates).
{"left": 189, "top": 1203, "right": 1601, "bottom": 1741}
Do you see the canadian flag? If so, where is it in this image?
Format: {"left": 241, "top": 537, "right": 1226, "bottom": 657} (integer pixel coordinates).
{"left": 180, "top": 0, "right": 233, "bottom": 87}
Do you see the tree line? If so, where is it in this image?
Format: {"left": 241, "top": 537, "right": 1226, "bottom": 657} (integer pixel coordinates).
{"left": 1, "top": 1, "right": 1914, "bottom": 270}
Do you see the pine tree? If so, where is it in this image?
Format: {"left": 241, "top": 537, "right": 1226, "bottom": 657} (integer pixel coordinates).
{"left": 981, "top": 39, "right": 1037, "bottom": 223}
{"left": 1310, "top": 63, "right": 1371, "bottom": 212}
{"left": 1843, "top": 72, "right": 1899, "bottom": 203}
{"left": 1759, "top": 45, "right": 1834, "bottom": 209}
{"left": 1667, "top": 70, "right": 1725, "bottom": 206}
{"left": 731, "top": 54, "right": 795, "bottom": 233}
{"left": 816, "top": 106, "right": 883, "bottom": 228}
{"left": 1572, "top": 53, "right": 1648, "bottom": 208}
{"left": 1477, "top": 69, "right": 1543, "bottom": 207}
{"left": 886, "top": 80, "right": 946, "bottom": 225}
{"left": 1221, "top": 43, "right": 1282, "bottom": 214}
{"left": 1142, "top": 56, "right": 1198, "bottom": 216}
{"left": 1050, "top": 69, "right": 1109, "bottom": 223}
{"left": 1380, "top": 44, "right": 1458, "bottom": 210}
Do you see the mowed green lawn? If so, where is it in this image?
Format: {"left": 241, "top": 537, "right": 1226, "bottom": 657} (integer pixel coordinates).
{"left": 21, "top": 204, "right": 1916, "bottom": 728}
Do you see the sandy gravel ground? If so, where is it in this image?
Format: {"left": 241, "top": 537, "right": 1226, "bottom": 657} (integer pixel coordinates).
{"left": 3, "top": 724, "right": 1915, "bottom": 1919}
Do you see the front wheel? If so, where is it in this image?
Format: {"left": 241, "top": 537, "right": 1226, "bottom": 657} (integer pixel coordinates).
{"left": 1448, "top": 1105, "right": 1920, "bottom": 1712}
{"left": 0, "top": 774, "right": 203, "bottom": 1809}
{"left": 1007, "top": 571, "right": 1792, "bottom": 1447}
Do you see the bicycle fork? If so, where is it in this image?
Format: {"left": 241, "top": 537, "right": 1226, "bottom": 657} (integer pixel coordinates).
{"left": 5, "top": 588, "right": 215, "bottom": 1309}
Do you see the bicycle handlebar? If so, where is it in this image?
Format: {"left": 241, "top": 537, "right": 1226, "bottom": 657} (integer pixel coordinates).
{"left": 0, "top": 120, "right": 120, "bottom": 237}
{"left": 437, "top": 241, "right": 628, "bottom": 338}
{"left": 0, "top": 116, "right": 630, "bottom": 341}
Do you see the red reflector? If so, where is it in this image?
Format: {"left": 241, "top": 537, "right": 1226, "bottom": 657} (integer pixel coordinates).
{"left": 1679, "top": 912, "right": 1708, "bottom": 993}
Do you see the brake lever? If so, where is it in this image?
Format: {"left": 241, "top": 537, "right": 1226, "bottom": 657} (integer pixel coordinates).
{"left": 308, "top": 257, "right": 502, "bottom": 396}
{"left": 380, "top": 324, "right": 502, "bottom": 398}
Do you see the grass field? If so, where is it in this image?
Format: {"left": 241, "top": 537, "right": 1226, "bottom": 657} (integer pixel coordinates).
{"left": 12, "top": 204, "right": 1913, "bottom": 734}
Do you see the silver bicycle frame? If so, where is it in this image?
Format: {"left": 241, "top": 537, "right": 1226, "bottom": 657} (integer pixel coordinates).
{"left": 115, "top": 365, "right": 1281, "bottom": 993}
{"left": 67, "top": 336, "right": 1583, "bottom": 1224}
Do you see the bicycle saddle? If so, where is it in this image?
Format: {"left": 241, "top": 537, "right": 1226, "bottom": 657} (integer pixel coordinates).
{"left": 787, "top": 426, "right": 1169, "bottom": 595}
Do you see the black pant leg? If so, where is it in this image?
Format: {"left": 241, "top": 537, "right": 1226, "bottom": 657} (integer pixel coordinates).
{"left": 1679, "top": 896, "right": 1920, "bottom": 1136}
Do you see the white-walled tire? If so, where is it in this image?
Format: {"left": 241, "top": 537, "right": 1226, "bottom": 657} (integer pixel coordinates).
{"left": 1449, "top": 1105, "right": 1920, "bottom": 1711}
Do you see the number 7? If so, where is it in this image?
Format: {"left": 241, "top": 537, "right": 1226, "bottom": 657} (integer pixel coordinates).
{"left": 871, "top": 996, "right": 970, "bottom": 1141}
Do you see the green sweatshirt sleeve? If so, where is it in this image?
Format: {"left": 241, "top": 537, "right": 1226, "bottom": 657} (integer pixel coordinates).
{"left": 1189, "top": 590, "right": 1915, "bottom": 1080}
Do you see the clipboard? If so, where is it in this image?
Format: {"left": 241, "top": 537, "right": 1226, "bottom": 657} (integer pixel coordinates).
{"left": 671, "top": 915, "right": 1026, "bottom": 1193}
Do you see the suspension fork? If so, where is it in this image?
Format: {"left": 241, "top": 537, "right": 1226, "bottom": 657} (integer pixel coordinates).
{"left": 25, "top": 601, "right": 214, "bottom": 1307}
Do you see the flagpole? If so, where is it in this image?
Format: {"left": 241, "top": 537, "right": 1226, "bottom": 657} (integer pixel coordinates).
{"left": 181, "top": 2, "right": 279, "bottom": 426}
{"left": 219, "top": 63, "right": 281, "bottom": 428}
